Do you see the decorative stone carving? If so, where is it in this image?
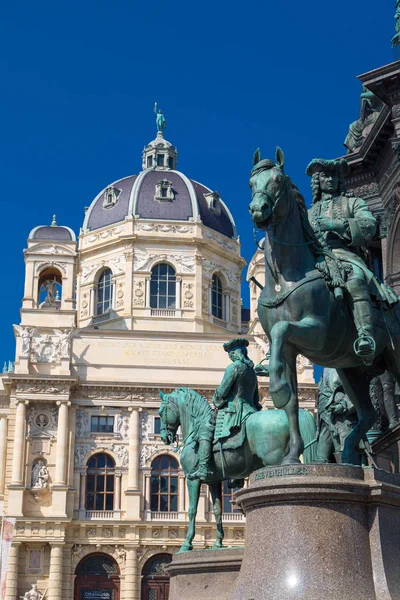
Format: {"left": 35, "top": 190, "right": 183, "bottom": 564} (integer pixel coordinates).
{"left": 13, "top": 325, "right": 36, "bottom": 357}
{"left": 109, "top": 255, "right": 126, "bottom": 274}
{"left": 119, "top": 528, "right": 126, "bottom": 538}
{"left": 19, "top": 583, "right": 44, "bottom": 600}
{"left": 31, "top": 335, "right": 59, "bottom": 364}
{"left": 203, "top": 230, "right": 236, "bottom": 251}
{"left": 36, "top": 261, "right": 67, "bottom": 274}
{"left": 234, "top": 530, "right": 244, "bottom": 541}
{"left": 16, "top": 525, "right": 25, "bottom": 535}
{"left": 34, "top": 245, "right": 66, "bottom": 255}
{"left": 76, "top": 409, "right": 90, "bottom": 438}
{"left": 76, "top": 388, "right": 134, "bottom": 400}
{"left": 133, "top": 280, "right": 145, "bottom": 306}
{"left": 80, "top": 292, "right": 89, "bottom": 318}
{"left": 112, "top": 444, "right": 129, "bottom": 467}
{"left": 152, "top": 529, "right": 161, "bottom": 538}
{"left": 202, "top": 260, "right": 239, "bottom": 285}
{"left": 116, "top": 411, "right": 129, "bottom": 441}
{"left": 381, "top": 186, "right": 400, "bottom": 237}
{"left": 133, "top": 249, "right": 195, "bottom": 273}
{"left": 140, "top": 412, "right": 152, "bottom": 442}
{"left": 73, "top": 528, "right": 80, "bottom": 538}
{"left": 103, "top": 527, "right": 113, "bottom": 538}
{"left": 81, "top": 263, "right": 99, "bottom": 283}
{"left": 53, "top": 328, "right": 74, "bottom": 359}
{"left": 169, "top": 529, "right": 179, "bottom": 539}
{"left": 27, "top": 405, "right": 57, "bottom": 437}
{"left": 86, "top": 528, "right": 96, "bottom": 538}
{"left": 18, "top": 383, "right": 67, "bottom": 394}
{"left": 116, "top": 281, "right": 125, "bottom": 308}
{"left": 71, "top": 544, "right": 87, "bottom": 562}
{"left": 140, "top": 444, "right": 161, "bottom": 466}
{"left": 74, "top": 444, "right": 94, "bottom": 466}
{"left": 86, "top": 226, "right": 123, "bottom": 244}
{"left": 347, "top": 182, "right": 379, "bottom": 198}
{"left": 137, "top": 223, "right": 194, "bottom": 234}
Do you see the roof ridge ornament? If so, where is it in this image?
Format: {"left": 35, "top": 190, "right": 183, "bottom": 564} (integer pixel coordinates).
{"left": 154, "top": 102, "right": 166, "bottom": 136}
{"left": 50, "top": 215, "right": 57, "bottom": 227}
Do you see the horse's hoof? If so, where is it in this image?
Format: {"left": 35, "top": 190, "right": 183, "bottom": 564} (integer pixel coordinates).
{"left": 212, "top": 543, "right": 224, "bottom": 550}
{"left": 281, "top": 455, "right": 301, "bottom": 465}
{"left": 177, "top": 542, "right": 193, "bottom": 553}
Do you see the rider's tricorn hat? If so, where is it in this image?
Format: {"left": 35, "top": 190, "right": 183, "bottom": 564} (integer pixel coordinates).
{"left": 305, "top": 158, "right": 350, "bottom": 177}
{"left": 223, "top": 338, "right": 249, "bottom": 353}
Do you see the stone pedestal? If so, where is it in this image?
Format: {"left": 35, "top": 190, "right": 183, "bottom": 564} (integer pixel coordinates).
{"left": 231, "top": 464, "right": 400, "bottom": 600}
{"left": 166, "top": 547, "right": 243, "bottom": 600}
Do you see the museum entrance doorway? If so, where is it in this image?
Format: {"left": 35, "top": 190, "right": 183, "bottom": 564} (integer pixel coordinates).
{"left": 141, "top": 553, "right": 172, "bottom": 600}
{"left": 75, "top": 553, "right": 120, "bottom": 600}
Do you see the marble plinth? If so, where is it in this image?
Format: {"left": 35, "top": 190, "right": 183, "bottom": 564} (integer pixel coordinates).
{"left": 231, "top": 464, "right": 400, "bottom": 600}
{"left": 166, "top": 547, "right": 243, "bottom": 600}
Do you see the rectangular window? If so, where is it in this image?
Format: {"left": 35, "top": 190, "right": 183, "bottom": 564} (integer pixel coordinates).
{"left": 161, "top": 187, "right": 168, "bottom": 198}
{"left": 91, "top": 416, "right": 114, "bottom": 433}
{"left": 154, "top": 417, "right": 161, "bottom": 434}
{"left": 147, "top": 155, "right": 153, "bottom": 167}
{"left": 157, "top": 154, "right": 164, "bottom": 166}
{"left": 168, "top": 156, "right": 174, "bottom": 169}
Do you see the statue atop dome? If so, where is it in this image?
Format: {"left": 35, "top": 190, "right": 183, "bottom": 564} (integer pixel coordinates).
{"left": 154, "top": 102, "right": 166, "bottom": 134}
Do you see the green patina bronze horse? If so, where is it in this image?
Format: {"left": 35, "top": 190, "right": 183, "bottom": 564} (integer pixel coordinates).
{"left": 159, "top": 387, "right": 316, "bottom": 552}
{"left": 248, "top": 147, "right": 400, "bottom": 466}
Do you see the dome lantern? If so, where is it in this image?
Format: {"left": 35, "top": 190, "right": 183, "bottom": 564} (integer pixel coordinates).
{"left": 142, "top": 104, "right": 178, "bottom": 171}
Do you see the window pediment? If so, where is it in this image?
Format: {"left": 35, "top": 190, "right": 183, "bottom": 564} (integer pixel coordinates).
{"left": 204, "top": 191, "right": 221, "bottom": 215}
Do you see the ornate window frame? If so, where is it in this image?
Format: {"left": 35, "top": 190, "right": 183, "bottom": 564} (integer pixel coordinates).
{"left": 204, "top": 191, "right": 221, "bottom": 215}
{"left": 103, "top": 186, "right": 121, "bottom": 209}
{"left": 154, "top": 179, "right": 175, "bottom": 202}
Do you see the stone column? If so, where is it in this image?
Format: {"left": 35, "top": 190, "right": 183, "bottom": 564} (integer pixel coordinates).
{"left": 48, "top": 544, "right": 63, "bottom": 600}
{"left": 0, "top": 416, "right": 8, "bottom": 494}
{"left": 176, "top": 278, "right": 181, "bottom": 310}
{"left": 4, "top": 543, "right": 20, "bottom": 600}
{"left": 145, "top": 278, "right": 151, "bottom": 308}
{"left": 79, "top": 473, "right": 86, "bottom": 510}
{"left": 127, "top": 408, "right": 140, "bottom": 489}
{"left": 54, "top": 401, "right": 70, "bottom": 485}
{"left": 115, "top": 472, "right": 122, "bottom": 511}
{"left": 145, "top": 472, "right": 151, "bottom": 518}
{"left": 124, "top": 547, "right": 138, "bottom": 599}
{"left": 11, "top": 401, "right": 27, "bottom": 485}
{"left": 179, "top": 473, "right": 185, "bottom": 515}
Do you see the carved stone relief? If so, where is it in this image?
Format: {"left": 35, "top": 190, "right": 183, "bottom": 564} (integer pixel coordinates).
{"left": 134, "top": 249, "right": 195, "bottom": 273}
{"left": 133, "top": 280, "right": 145, "bottom": 306}
{"left": 112, "top": 444, "right": 129, "bottom": 467}
{"left": 140, "top": 444, "right": 161, "bottom": 467}
{"left": 140, "top": 412, "right": 152, "bottom": 442}
{"left": 86, "top": 226, "right": 123, "bottom": 244}
{"left": 116, "top": 411, "right": 129, "bottom": 441}
{"left": 202, "top": 260, "right": 239, "bottom": 285}
{"left": 27, "top": 405, "right": 57, "bottom": 438}
{"left": 76, "top": 409, "right": 90, "bottom": 438}
{"left": 136, "top": 223, "right": 194, "bottom": 234}
{"left": 183, "top": 282, "right": 194, "bottom": 308}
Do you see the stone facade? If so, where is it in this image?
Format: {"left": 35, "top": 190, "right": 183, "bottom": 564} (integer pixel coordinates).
{"left": 0, "top": 129, "right": 316, "bottom": 599}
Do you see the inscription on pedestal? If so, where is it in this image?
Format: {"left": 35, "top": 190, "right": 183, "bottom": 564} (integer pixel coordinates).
{"left": 254, "top": 466, "right": 309, "bottom": 481}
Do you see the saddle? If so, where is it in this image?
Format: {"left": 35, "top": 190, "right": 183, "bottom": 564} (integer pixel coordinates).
{"left": 212, "top": 425, "right": 246, "bottom": 452}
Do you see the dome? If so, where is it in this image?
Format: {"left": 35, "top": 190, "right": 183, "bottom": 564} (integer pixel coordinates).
{"left": 29, "top": 216, "right": 76, "bottom": 242}
{"left": 83, "top": 169, "right": 236, "bottom": 239}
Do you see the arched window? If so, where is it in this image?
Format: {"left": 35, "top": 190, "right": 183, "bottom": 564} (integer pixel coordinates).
{"left": 222, "top": 480, "right": 241, "bottom": 513}
{"left": 212, "top": 274, "right": 223, "bottom": 319}
{"left": 97, "top": 269, "right": 113, "bottom": 316}
{"left": 150, "top": 264, "right": 176, "bottom": 309}
{"left": 86, "top": 453, "right": 115, "bottom": 511}
{"left": 151, "top": 455, "right": 179, "bottom": 512}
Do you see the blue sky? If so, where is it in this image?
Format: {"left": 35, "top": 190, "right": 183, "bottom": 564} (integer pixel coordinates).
{"left": 0, "top": 0, "right": 396, "bottom": 371}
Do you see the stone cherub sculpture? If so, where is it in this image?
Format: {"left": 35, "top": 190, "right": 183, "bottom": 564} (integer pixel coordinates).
{"left": 315, "top": 368, "right": 358, "bottom": 463}
{"left": 306, "top": 157, "right": 397, "bottom": 363}
{"left": 20, "top": 584, "right": 44, "bottom": 600}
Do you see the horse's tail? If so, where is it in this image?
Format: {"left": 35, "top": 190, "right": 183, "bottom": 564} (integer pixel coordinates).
{"left": 299, "top": 408, "right": 317, "bottom": 464}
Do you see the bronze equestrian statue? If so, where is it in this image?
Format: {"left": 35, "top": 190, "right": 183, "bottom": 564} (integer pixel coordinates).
{"left": 249, "top": 147, "right": 400, "bottom": 466}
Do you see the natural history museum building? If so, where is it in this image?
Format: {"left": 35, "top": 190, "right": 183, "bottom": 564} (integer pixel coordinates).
{"left": 0, "top": 122, "right": 317, "bottom": 599}
{"left": 11, "top": 58, "right": 400, "bottom": 597}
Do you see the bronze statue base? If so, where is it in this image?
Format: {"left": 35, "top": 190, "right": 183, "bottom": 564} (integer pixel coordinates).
{"left": 166, "top": 547, "right": 243, "bottom": 600}
{"left": 231, "top": 464, "right": 400, "bottom": 600}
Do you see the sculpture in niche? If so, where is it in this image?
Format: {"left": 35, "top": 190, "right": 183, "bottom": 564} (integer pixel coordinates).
{"left": 31, "top": 460, "right": 49, "bottom": 489}
{"left": 76, "top": 409, "right": 90, "bottom": 438}
{"left": 41, "top": 278, "right": 58, "bottom": 306}
{"left": 344, "top": 86, "right": 383, "bottom": 154}
{"left": 19, "top": 584, "right": 44, "bottom": 600}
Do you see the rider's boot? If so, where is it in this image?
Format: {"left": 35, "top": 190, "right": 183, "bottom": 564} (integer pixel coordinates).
{"left": 347, "top": 279, "right": 376, "bottom": 364}
{"left": 190, "top": 439, "right": 212, "bottom": 480}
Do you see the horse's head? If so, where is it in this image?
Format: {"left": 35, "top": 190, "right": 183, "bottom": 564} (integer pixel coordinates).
{"left": 249, "top": 146, "right": 288, "bottom": 230}
{"left": 158, "top": 390, "right": 180, "bottom": 445}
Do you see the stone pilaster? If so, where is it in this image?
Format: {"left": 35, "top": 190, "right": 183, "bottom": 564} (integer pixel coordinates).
{"left": 48, "top": 544, "right": 63, "bottom": 600}
{"left": 62, "top": 543, "right": 73, "bottom": 598}
{"left": 4, "top": 543, "right": 20, "bottom": 600}
{"left": 124, "top": 547, "right": 138, "bottom": 599}
{"left": 11, "top": 401, "right": 27, "bottom": 485}
{"left": 0, "top": 415, "right": 8, "bottom": 495}
{"left": 54, "top": 401, "right": 70, "bottom": 485}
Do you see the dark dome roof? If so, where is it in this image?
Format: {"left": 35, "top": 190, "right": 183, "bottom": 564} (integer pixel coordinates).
{"left": 29, "top": 224, "right": 76, "bottom": 241}
{"left": 83, "top": 169, "right": 236, "bottom": 239}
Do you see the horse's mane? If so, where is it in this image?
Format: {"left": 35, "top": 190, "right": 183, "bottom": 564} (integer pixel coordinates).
{"left": 176, "top": 387, "right": 214, "bottom": 420}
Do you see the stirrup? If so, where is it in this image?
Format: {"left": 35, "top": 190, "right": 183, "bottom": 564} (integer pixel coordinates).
{"left": 255, "top": 358, "right": 270, "bottom": 377}
{"left": 353, "top": 335, "right": 376, "bottom": 359}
